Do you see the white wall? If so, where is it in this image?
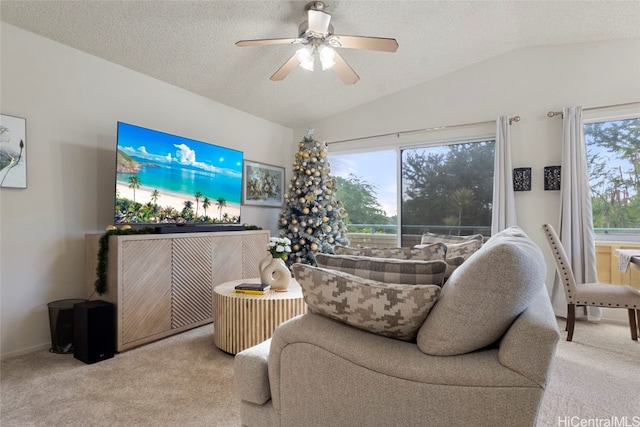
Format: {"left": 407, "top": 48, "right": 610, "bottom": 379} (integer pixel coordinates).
{"left": 301, "top": 38, "right": 640, "bottom": 322}
{"left": 0, "top": 23, "right": 293, "bottom": 359}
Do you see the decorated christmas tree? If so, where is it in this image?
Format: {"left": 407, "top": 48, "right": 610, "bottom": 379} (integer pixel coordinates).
{"left": 278, "top": 130, "right": 349, "bottom": 268}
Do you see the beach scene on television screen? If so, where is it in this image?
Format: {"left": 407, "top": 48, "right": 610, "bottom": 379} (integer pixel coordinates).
{"left": 115, "top": 123, "right": 243, "bottom": 224}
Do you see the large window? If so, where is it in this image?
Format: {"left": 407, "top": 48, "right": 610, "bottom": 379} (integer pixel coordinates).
{"left": 585, "top": 117, "right": 640, "bottom": 238}
{"left": 328, "top": 138, "right": 495, "bottom": 247}
{"left": 401, "top": 140, "right": 495, "bottom": 245}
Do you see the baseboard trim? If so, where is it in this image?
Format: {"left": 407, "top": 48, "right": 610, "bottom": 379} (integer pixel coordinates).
{"left": 1, "top": 342, "right": 50, "bottom": 361}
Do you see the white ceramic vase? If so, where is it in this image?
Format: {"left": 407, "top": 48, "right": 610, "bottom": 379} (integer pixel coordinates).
{"left": 259, "top": 256, "right": 291, "bottom": 292}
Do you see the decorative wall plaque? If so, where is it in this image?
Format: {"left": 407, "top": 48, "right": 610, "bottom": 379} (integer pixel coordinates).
{"left": 544, "top": 166, "right": 561, "bottom": 190}
{"left": 513, "top": 168, "right": 532, "bottom": 191}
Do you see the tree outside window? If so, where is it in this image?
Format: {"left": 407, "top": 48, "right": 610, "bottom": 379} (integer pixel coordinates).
{"left": 585, "top": 118, "right": 640, "bottom": 235}
{"left": 401, "top": 140, "right": 495, "bottom": 244}
{"left": 333, "top": 174, "right": 392, "bottom": 230}
{"left": 328, "top": 150, "right": 397, "bottom": 234}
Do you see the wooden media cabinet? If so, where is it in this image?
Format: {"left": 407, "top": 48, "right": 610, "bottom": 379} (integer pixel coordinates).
{"left": 85, "top": 230, "right": 269, "bottom": 351}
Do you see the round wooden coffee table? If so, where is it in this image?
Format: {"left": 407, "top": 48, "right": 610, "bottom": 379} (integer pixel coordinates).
{"left": 212, "top": 278, "right": 307, "bottom": 354}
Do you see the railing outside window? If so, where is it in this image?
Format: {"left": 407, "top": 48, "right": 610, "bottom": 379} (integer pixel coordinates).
{"left": 346, "top": 224, "right": 490, "bottom": 248}
{"left": 345, "top": 225, "right": 640, "bottom": 290}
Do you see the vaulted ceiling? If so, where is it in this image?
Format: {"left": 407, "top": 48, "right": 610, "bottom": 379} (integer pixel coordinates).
{"left": 2, "top": 1, "right": 639, "bottom": 129}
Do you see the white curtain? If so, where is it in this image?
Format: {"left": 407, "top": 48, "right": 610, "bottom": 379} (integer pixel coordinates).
{"left": 550, "top": 106, "right": 602, "bottom": 320}
{"left": 491, "top": 116, "right": 517, "bottom": 235}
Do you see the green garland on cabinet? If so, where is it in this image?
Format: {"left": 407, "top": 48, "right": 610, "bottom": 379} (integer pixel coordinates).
{"left": 94, "top": 228, "right": 155, "bottom": 295}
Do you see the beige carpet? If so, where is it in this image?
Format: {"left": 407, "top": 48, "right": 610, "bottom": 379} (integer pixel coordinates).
{"left": 537, "top": 318, "right": 640, "bottom": 426}
{"left": 1, "top": 318, "right": 638, "bottom": 426}
{"left": 1, "top": 325, "right": 238, "bottom": 426}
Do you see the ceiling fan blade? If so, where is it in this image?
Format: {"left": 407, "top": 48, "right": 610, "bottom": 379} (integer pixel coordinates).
{"left": 331, "top": 35, "right": 399, "bottom": 52}
{"left": 236, "top": 38, "right": 301, "bottom": 47}
{"left": 332, "top": 52, "right": 359, "bottom": 85}
{"left": 270, "top": 54, "right": 301, "bottom": 81}
{"left": 308, "top": 9, "right": 331, "bottom": 34}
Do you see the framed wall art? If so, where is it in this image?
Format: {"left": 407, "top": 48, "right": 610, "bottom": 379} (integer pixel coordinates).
{"left": 243, "top": 160, "right": 285, "bottom": 207}
{"left": 0, "top": 114, "right": 27, "bottom": 189}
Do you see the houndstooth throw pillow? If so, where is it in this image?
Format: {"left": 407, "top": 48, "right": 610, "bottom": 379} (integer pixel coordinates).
{"left": 444, "top": 240, "right": 481, "bottom": 260}
{"left": 292, "top": 264, "right": 441, "bottom": 341}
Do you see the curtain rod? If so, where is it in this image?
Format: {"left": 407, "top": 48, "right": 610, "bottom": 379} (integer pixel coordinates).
{"left": 325, "top": 115, "right": 520, "bottom": 145}
{"left": 546, "top": 101, "right": 640, "bottom": 118}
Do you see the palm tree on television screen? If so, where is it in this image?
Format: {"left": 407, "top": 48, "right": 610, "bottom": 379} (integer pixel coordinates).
{"left": 194, "top": 191, "right": 203, "bottom": 218}
{"left": 202, "top": 197, "right": 211, "bottom": 220}
{"left": 128, "top": 176, "right": 141, "bottom": 203}
{"left": 150, "top": 189, "right": 160, "bottom": 206}
{"left": 216, "top": 197, "right": 227, "bottom": 220}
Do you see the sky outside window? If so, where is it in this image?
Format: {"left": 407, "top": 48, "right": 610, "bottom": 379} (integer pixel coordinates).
{"left": 328, "top": 150, "right": 398, "bottom": 217}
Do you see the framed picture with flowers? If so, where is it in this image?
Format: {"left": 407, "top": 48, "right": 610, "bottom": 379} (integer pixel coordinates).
{"left": 243, "top": 160, "right": 285, "bottom": 207}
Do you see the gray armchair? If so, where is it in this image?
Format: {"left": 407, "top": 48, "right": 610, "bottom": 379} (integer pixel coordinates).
{"left": 234, "top": 226, "right": 560, "bottom": 426}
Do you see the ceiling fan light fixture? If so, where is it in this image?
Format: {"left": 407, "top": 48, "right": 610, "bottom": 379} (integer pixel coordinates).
{"left": 318, "top": 45, "right": 336, "bottom": 70}
{"left": 295, "top": 46, "right": 315, "bottom": 71}
{"left": 236, "top": 0, "right": 397, "bottom": 83}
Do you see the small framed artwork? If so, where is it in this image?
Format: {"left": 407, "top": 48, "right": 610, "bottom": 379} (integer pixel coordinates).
{"left": 513, "top": 167, "right": 532, "bottom": 191}
{"left": 544, "top": 166, "right": 561, "bottom": 190}
{"left": 0, "top": 114, "right": 27, "bottom": 188}
{"left": 243, "top": 160, "right": 285, "bottom": 207}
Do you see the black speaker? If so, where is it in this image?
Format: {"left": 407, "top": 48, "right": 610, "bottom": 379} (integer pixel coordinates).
{"left": 73, "top": 300, "right": 115, "bottom": 364}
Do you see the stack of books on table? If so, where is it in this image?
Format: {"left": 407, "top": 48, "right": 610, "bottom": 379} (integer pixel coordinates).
{"left": 233, "top": 283, "right": 271, "bottom": 295}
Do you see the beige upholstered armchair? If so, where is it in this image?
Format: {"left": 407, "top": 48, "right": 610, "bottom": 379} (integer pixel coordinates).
{"left": 235, "top": 227, "right": 560, "bottom": 426}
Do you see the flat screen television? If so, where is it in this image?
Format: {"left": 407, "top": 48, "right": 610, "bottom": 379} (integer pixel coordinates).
{"left": 115, "top": 122, "right": 243, "bottom": 225}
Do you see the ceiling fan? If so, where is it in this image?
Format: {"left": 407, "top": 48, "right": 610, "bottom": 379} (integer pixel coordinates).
{"left": 235, "top": 1, "right": 398, "bottom": 84}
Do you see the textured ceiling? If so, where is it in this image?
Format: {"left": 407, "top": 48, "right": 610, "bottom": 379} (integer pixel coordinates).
{"left": 2, "top": 1, "right": 639, "bottom": 129}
